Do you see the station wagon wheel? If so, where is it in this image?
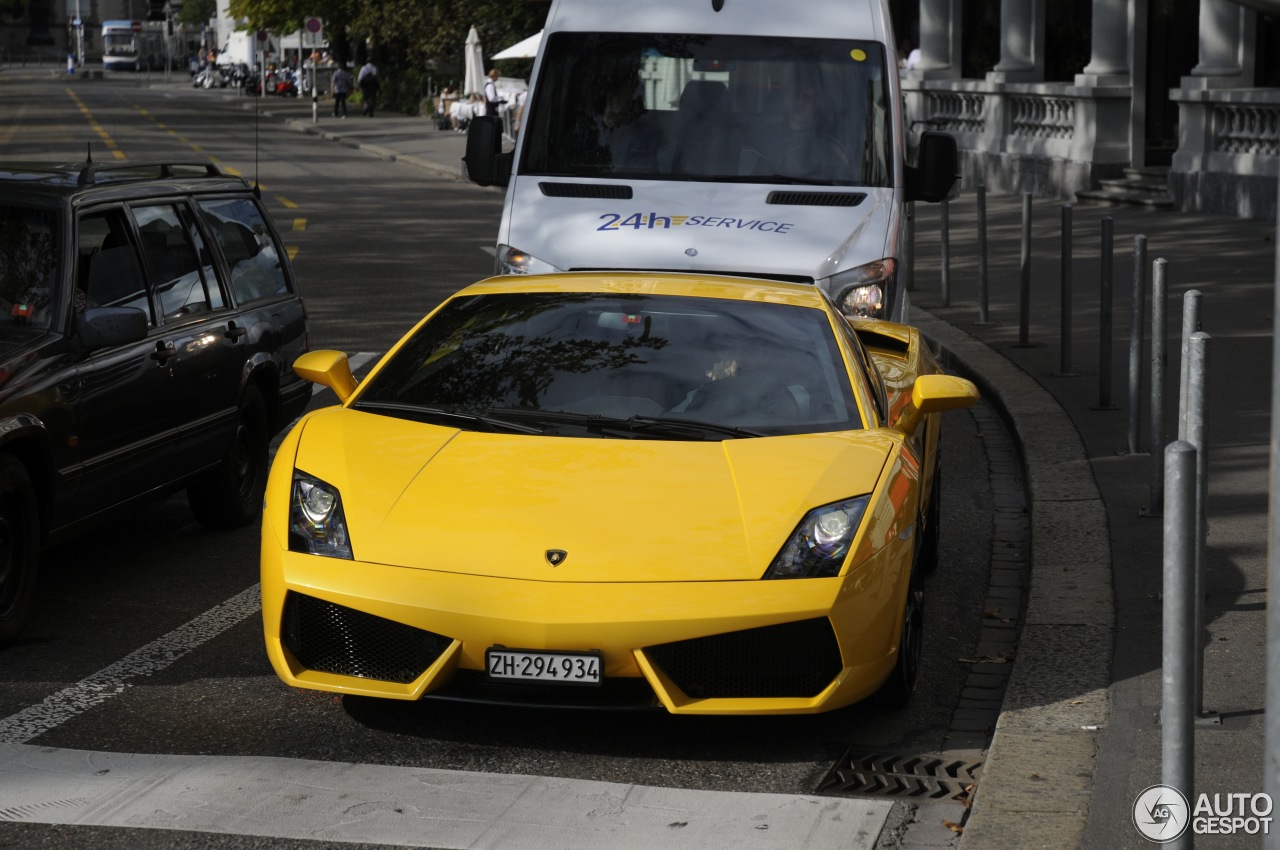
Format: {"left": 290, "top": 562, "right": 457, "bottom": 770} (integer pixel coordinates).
{"left": 0, "top": 455, "right": 40, "bottom": 645}
{"left": 188, "top": 385, "right": 269, "bottom": 530}
{"left": 872, "top": 582, "right": 923, "bottom": 709}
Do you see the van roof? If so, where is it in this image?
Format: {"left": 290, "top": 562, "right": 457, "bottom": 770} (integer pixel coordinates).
{"left": 546, "top": 0, "right": 891, "bottom": 42}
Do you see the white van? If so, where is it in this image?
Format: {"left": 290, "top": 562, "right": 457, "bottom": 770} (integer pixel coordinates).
{"left": 464, "top": 0, "right": 957, "bottom": 321}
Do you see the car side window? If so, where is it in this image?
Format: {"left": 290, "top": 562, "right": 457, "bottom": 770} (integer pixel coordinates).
{"left": 133, "top": 203, "right": 224, "bottom": 321}
{"left": 196, "top": 198, "right": 290, "bottom": 305}
{"left": 77, "top": 209, "right": 154, "bottom": 323}
{"left": 838, "top": 319, "right": 888, "bottom": 425}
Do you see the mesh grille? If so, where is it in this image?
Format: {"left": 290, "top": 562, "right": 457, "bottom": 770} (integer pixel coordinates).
{"left": 646, "top": 618, "right": 842, "bottom": 699}
{"left": 282, "top": 592, "right": 451, "bottom": 684}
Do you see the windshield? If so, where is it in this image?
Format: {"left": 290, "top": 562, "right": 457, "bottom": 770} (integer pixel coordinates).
{"left": 0, "top": 204, "right": 61, "bottom": 331}
{"left": 521, "top": 33, "right": 891, "bottom": 185}
{"left": 103, "top": 33, "right": 136, "bottom": 57}
{"left": 356, "top": 291, "right": 861, "bottom": 438}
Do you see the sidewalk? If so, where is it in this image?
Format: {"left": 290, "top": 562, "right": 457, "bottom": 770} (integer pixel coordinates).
{"left": 238, "top": 93, "right": 1275, "bottom": 849}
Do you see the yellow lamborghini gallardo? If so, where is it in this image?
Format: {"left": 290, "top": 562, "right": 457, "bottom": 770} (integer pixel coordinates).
{"left": 261, "top": 273, "right": 977, "bottom": 714}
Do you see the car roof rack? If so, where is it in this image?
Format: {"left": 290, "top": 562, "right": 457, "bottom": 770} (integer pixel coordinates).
{"left": 76, "top": 161, "right": 225, "bottom": 187}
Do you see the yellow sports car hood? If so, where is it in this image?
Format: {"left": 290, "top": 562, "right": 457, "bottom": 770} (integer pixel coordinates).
{"left": 290, "top": 409, "right": 896, "bottom": 582}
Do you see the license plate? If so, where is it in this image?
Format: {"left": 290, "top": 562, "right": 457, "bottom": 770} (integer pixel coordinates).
{"left": 486, "top": 648, "right": 602, "bottom": 685}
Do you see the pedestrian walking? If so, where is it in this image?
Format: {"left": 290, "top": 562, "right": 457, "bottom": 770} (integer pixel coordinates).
{"left": 331, "top": 64, "right": 352, "bottom": 118}
{"left": 357, "top": 60, "right": 380, "bottom": 117}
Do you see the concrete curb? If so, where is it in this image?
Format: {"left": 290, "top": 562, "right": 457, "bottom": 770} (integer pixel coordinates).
{"left": 912, "top": 308, "right": 1114, "bottom": 849}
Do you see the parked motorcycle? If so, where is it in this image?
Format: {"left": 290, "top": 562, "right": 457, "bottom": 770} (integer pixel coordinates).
{"left": 264, "top": 69, "right": 299, "bottom": 97}
{"left": 191, "top": 64, "right": 225, "bottom": 89}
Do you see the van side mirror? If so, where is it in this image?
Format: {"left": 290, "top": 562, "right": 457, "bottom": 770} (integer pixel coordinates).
{"left": 906, "top": 130, "right": 959, "bottom": 204}
{"left": 463, "top": 117, "right": 513, "bottom": 188}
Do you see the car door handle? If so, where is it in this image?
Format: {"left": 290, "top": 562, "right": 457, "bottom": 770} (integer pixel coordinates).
{"left": 152, "top": 341, "right": 177, "bottom": 363}
{"left": 225, "top": 321, "right": 247, "bottom": 341}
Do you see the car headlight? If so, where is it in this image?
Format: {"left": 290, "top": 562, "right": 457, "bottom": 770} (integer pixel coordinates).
{"left": 764, "top": 496, "right": 870, "bottom": 579}
{"left": 496, "top": 243, "right": 560, "bottom": 276}
{"left": 828, "top": 258, "right": 897, "bottom": 318}
{"left": 288, "top": 471, "right": 353, "bottom": 559}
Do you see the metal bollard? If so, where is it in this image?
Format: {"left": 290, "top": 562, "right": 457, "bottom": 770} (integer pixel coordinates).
{"left": 1128, "top": 235, "right": 1148, "bottom": 453}
{"left": 1146, "top": 258, "right": 1169, "bottom": 515}
{"left": 906, "top": 202, "right": 916, "bottom": 291}
{"left": 1095, "top": 217, "right": 1115, "bottom": 409}
{"left": 1185, "top": 331, "right": 1215, "bottom": 722}
{"left": 1163, "top": 440, "right": 1197, "bottom": 846}
{"left": 1178, "top": 291, "right": 1202, "bottom": 441}
{"left": 976, "top": 183, "right": 991, "bottom": 325}
{"left": 1059, "top": 204, "right": 1075, "bottom": 375}
{"left": 940, "top": 200, "right": 951, "bottom": 308}
{"left": 1018, "top": 192, "right": 1032, "bottom": 346}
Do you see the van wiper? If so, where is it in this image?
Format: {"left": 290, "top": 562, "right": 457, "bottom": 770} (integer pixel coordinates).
{"left": 485, "top": 407, "right": 765, "bottom": 440}
{"left": 742, "top": 174, "right": 838, "bottom": 186}
{"left": 353, "top": 401, "right": 543, "bottom": 434}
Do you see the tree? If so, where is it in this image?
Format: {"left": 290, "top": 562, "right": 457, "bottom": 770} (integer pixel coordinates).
{"left": 223, "top": 0, "right": 547, "bottom": 114}
{"left": 178, "top": 0, "right": 217, "bottom": 30}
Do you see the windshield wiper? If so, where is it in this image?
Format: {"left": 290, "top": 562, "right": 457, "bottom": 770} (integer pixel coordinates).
{"left": 485, "top": 408, "right": 765, "bottom": 440}
{"left": 626, "top": 415, "right": 766, "bottom": 439}
{"left": 737, "top": 173, "right": 839, "bottom": 186}
{"left": 353, "top": 401, "right": 543, "bottom": 434}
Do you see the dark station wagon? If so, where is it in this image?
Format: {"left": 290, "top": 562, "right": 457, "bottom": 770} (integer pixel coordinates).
{"left": 0, "top": 160, "right": 312, "bottom": 643}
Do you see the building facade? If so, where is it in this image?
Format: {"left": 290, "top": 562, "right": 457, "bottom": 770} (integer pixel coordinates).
{"left": 897, "top": 0, "right": 1278, "bottom": 220}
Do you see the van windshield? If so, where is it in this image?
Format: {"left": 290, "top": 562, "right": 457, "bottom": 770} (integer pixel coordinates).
{"left": 521, "top": 33, "right": 891, "bottom": 187}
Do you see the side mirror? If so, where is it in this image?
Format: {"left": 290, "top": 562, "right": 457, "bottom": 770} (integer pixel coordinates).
{"left": 894, "top": 373, "right": 978, "bottom": 436}
{"left": 906, "top": 130, "right": 959, "bottom": 204}
{"left": 74, "top": 306, "right": 148, "bottom": 352}
{"left": 293, "top": 350, "right": 359, "bottom": 403}
{"left": 463, "top": 116, "right": 513, "bottom": 188}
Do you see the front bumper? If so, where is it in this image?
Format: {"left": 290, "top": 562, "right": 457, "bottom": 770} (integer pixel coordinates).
{"left": 260, "top": 543, "right": 908, "bottom": 715}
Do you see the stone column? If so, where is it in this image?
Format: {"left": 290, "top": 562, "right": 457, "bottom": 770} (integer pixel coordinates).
{"left": 988, "top": 0, "right": 1045, "bottom": 83}
{"left": 911, "top": 0, "right": 963, "bottom": 80}
{"left": 1187, "top": 0, "right": 1245, "bottom": 85}
{"left": 1078, "top": 0, "right": 1130, "bottom": 83}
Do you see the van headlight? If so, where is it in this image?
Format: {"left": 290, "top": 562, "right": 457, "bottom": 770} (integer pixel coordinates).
{"left": 764, "top": 496, "right": 870, "bottom": 579}
{"left": 496, "top": 244, "right": 560, "bottom": 276}
{"left": 829, "top": 258, "right": 897, "bottom": 318}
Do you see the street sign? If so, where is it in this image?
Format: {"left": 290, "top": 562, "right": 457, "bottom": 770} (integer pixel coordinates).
{"left": 303, "top": 17, "right": 323, "bottom": 49}
{"left": 130, "top": 20, "right": 142, "bottom": 33}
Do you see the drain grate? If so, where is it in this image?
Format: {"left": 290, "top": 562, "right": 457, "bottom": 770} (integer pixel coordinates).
{"left": 817, "top": 751, "right": 982, "bottom": 802}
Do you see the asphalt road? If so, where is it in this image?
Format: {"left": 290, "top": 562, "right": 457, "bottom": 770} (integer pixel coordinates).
{"left": 0, "top": 66, "right": 1014, "bottom": 849}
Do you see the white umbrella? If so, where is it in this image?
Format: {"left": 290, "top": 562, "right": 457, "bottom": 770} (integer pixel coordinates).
{"left": 463, "top": 25, "right": 486, "bottom": 96}
{"left": 491, "top": 30, "right": 542, "bottom": 61}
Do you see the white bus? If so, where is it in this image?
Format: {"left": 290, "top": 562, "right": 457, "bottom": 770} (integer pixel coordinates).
{"left": 101, "top": 20, "right": 169, "bottom": 72}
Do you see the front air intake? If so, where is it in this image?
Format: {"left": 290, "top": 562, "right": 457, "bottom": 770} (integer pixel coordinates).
{"left": 645, "top": 618, "right": 842, "bottom": 699}
{"left": 282, "top": 592, "right": 451, "bottom": 684}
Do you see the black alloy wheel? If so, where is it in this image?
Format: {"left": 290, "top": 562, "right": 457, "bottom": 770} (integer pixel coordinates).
{"left": 871, "top": 583, "right": 923, "bottom": 709}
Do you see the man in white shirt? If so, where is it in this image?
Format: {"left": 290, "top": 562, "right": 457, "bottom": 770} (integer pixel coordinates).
{"left": 483, "top": 69, "right": 504, "bottom": 117}
{"left": 357, "top": 60, "right": 379, "bottom": 116}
